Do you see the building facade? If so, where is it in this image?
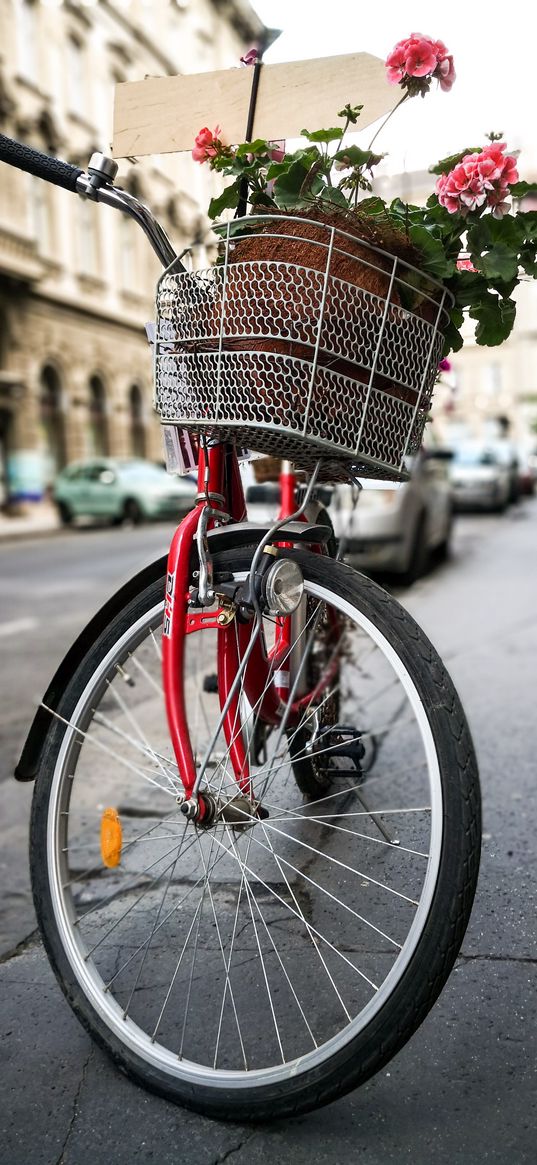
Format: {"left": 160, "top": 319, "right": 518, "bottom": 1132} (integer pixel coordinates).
{"left": 0, "top": 0, "right": 270, "bottom": 508}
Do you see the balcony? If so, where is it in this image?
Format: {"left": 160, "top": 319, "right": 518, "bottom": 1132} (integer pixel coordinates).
{"left": 0, "top": 225, "right": 44, "bottom": 284}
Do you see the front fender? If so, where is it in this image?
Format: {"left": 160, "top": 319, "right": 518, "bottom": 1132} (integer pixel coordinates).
{"left": 14, "top": 520, "right": 330, "bottom": 781}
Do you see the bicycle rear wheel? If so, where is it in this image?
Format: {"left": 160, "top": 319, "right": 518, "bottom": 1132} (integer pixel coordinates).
{"left": 30, "top": 546, "right": 480, "bottom": 1121}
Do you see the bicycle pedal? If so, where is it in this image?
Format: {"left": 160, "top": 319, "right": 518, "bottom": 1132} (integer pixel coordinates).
{"left": 203, "top": 673, "right": 218, "bottom": 693}
{"left": 312, "top": 724, "right": 366, "bottom": 769}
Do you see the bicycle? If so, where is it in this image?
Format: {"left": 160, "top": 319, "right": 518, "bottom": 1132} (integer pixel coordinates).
{"left": 1, "top": 135, "right": 481, "bottom": 1123}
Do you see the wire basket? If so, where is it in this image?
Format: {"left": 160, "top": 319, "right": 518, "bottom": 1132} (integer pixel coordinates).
{"left": 154, "top": 212, "right": 452, "bottom": 483}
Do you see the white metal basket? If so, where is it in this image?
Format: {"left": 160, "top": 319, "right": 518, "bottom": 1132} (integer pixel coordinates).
{"left": 154, "top": 213, "right": 452, "bottom": 482}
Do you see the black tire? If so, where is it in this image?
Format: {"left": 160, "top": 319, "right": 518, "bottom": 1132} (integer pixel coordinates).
{"left": 56, "top": 501, "right": 73, "bottom": 527}
{"left": 31, "top": 547, "right": 480, "bottom": 1122}
{"left": 400, "top": 512, "right": 428, "bottom": 586}
{"left": 122, "top": 498, "right": 143, "bottom": 525}
{"left": 435, "top": 507, "right": 454, "bottom": 564}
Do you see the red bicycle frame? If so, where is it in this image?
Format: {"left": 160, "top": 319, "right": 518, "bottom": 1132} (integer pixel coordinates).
{"left": 161, "top": 447, "right": 327, "bottom": 811}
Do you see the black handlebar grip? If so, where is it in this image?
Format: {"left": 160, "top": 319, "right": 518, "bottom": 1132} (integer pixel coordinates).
{"left": 0, "top": 134, "right": 83, "bottom": 192}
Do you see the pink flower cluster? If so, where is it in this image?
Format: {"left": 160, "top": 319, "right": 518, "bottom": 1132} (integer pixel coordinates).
{"left": 436, "top": 143, "right": 519, "bottom": 219}
{"left": 192, "top": 125, "right": 225, "bottom": 164}
{"left": 386, "top": 34, "right": 455, "bottom": 92}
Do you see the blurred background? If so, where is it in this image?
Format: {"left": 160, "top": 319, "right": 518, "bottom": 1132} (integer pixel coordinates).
{"left": 0, "top": 0, "right": 535, "bottom": 518}
{"left": 1, "top": 8, "right": 536, "bottom": 1153}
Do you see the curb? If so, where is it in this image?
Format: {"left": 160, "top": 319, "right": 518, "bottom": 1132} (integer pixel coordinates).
{"left": 0, "top": 523, "right": 62, "bottom": 545}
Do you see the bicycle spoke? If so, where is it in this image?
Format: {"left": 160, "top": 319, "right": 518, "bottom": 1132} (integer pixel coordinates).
{"left": 43, "top": 703, "right": 178, "bottom": 800}
{"left": 42, "top": 554, "right": 464, "bottom": 1095}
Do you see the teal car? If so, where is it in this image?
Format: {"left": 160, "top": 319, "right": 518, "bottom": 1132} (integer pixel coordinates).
{"left": 54, "top": 458, "right": 197, "bottom": 526}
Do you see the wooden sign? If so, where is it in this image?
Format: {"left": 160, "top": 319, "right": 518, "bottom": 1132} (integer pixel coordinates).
{"left": 113, "top": 52, "right": 399, "bottom": 159}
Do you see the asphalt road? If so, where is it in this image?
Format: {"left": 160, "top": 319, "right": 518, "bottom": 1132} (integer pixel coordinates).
{"left": 1, "top": 505, "right": 536, "bottom": 1162}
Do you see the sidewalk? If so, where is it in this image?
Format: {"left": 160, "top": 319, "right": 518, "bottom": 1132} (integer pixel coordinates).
{"left": 0, "top": 502, "right": 60, "bottom": 542}
{"left": 2, "top": 506, "right": 535, "bottom": 1163}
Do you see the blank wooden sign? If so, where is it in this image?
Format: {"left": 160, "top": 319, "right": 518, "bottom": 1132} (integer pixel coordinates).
{"left": 113, "top": 52, "right": 399, "bottom": 159}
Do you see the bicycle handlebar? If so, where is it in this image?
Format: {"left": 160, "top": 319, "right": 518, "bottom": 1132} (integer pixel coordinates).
{"left": 0, "top": 133, "right": 180, "bottom": 269}
{"left": 0, "top": 133, "right": 83, "bottom": 193}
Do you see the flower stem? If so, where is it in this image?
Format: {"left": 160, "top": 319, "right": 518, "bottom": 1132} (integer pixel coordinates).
{"left": 368, "top": 92, "right": 409, "bottom": 150}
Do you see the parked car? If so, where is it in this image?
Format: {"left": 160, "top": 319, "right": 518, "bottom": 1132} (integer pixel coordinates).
{"left": 516, "top": 445, "right": 537, "bottom": 496}
{"left": 54, "top": 458, "right": 197, "bottom": 526}
{"left": 329, "top": 447, "right": 454, "bottom": 582}
{"left": 448, "top": 442, "right": 511, "bottom": 512}
{"left": 242, "top": 451, "right": 453, "bottom": 583}
{"left": 487, "top": 439, "right": 521, "bottom": 504}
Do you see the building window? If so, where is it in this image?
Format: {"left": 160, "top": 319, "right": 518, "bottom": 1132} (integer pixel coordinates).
{"left": 129, "top": 384, "right": 146, "bottom": 457}
{"left": 77, "top": 198, "right": 99, "bottom": 275}
{"left": 88, "top": 376, "right": 108, "bottom": 456}
{"left": 119, "top": 215, "right": 136, "bottom": 290}
{"left": 30, "top": 176, "right": 52, "bottom": 254}
{"left": 39, "top": 365, "right": 65, "bottom": 487}
{"left": 17, "top": 0, "right": 38, "bottom": 82}
{"left": 67, "top": 36, "right": 85, "bottom": 117}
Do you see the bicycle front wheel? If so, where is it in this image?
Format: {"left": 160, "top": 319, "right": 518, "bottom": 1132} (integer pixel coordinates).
{"left": 30, "top": 547, "right": 480, "bottom": 1121}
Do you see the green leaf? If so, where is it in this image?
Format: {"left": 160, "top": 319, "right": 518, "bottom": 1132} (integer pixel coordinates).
{"left": 452, "top": 273, "right": 489, "bottom": 308}
{"left": 301, "top": 127, "right": 342, "bottom": 143}
{"left": 249, "top": 190, "right": 277, "bottom": 209}
{"left": 509, "top": 181, "right": 537, "bottom": 199}
{"left": 429, "top": 147, "right": 483, "bottom": 175}
{"left": 299, "top": 159, "right": 326, "bottom": 198}
{"left": 265, "top": 160, "right": 292, "bottom": 180}
{"left": 408, "top": 225, "right": 455, "bottom": 278}
{"left": 207, "top": 178, "right": 242, "bottom": 219}
{"left": 317, "top": 186, "right": 348, "bottom": 208}
{"left": 272, "top": 160, "right": 311, "bottom": 207}
{"left": 479, "top": 243, "right": 519, "bottom": 282}
{"left": 357, "top": 196, "right": 389, "bottom": 217}
{"left": 442, "top": 314, "right": 465, "bottom": 357}
{"left": 469, "top": 295, "right": 517, "bottom": 346}
{"left": 517, "top": 211, "right": 537, "bottom": 240}
{"left": 235, "top": 139, "right": 270, "bottom": 157}
{"left": 334, "top": 146, "right": 377, "bottom": 169}
{"left": 519, "top": 246, "right": 537, "bottom": 276}
{"left": 467, "top": 213, "right": 524, "bottom": 254}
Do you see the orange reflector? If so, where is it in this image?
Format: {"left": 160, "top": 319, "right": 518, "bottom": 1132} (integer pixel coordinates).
{"left": 100, "top": 807, "right": 122, "bottom": 868}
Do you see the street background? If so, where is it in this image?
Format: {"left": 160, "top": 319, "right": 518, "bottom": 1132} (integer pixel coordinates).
{"left": 1, "top": 503, "right": 535, "bottom": 1163}
{"left": 1, "top": 0, "right": 536, "bottom": 1160}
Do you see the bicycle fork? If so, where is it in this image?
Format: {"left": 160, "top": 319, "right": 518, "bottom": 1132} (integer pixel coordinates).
{"left": 161, "top": 447, "right": 283, "bottom": 821}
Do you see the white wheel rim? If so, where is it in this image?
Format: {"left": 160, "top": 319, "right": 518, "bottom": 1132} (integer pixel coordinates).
{"left": 46, "top": 576, "right": 443, "bottom": 1090}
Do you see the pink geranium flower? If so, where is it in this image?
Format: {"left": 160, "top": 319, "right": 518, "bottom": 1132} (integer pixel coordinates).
{"left": 456, "top": 258, "right": 477, "bottom": 272}
{"left": 436, "top": 142, "right": 519, "bottom": 218}
{"left": 404, "top": 39, "right": 438, "bottom": 78}
{"left": 386, "top": 33, "right": 455, "bottom": 95}
{"left": 192, "top": 125, "right": 225, "bottom": 164}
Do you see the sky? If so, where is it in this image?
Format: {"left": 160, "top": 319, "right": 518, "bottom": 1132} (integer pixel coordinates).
{"left": 249, "top": 1, "right": 536, "bottom": 180}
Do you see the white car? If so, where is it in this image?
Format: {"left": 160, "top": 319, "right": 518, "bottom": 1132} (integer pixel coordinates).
{"left": 329, "top": 449, "right": 454, "bottom": 582}
{"left": 242, "top": 452, "right": 454, "bottom": 584}
{"left": 449, "top": 442, "right": 511, "bottom": 512}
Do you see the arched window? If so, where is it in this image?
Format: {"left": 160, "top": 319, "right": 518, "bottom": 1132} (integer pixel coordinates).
{"left": 39, "top": 365, "right": 65, "bottom": 487}
{"left": 129, "top": 384, "right": 146, "bottom": 458}
{"left": 88, "top": 376, "right": 108, "bottom": 456}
